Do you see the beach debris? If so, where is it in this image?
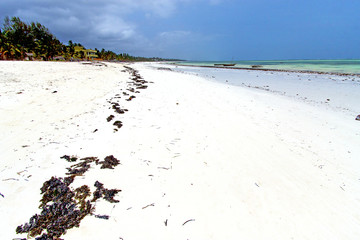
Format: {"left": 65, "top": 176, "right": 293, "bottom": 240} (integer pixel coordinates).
{"left": 111, "top": 102, "right": 127, "bottom": 114}
{"left": 94, "top": 214, "right": 109, "bottom": 220}
{"left": 98, "top": 155, "right": 120, "bottom": 169}
{"left": 182, "top": 219, "right": 195, "bottom": 226}
{"left": 142, "top": 203, "right": 155, "bottom": 209}
{"left": 158, "top": 166, "right": 170, "bottom": 170}
{"left": 16, "top": 176, "right": 93, "bottom": 239}
{"left": 164, "top": 219, "right": 168, "bottom": 226}
{"left": 107, "top": 115, "right": 115, "bottom": 122}
{"left": 92, "top": 181, "right": 121, "bottom": 203}
{"left": 104, "top": 65, "right": 150, "bottom": 132}
{"left": 356, "top": 115, "right": 360, "bottom": 121}
{"left": 126, "top": 95, "right": 136, "bottom": 101}
{"left": 3, "top": 178, "right": 19, "bottom": 181}
{"left": 61, "top": 155, "right": 78, "bottom": 162}
{"left": 113, "top": 121, "right": 123, "bottom": 129}
{"left": 136, "top": 85, "right": 148, "bottom": 89}
{"left": 66, "top": 160, "right": 91, "bottom": 176}
{"left": 65, "top": 157, "right": 99, "bottom": 176}
{"left": 16, "top": 154, "right": 122, "bottom": 239}
{"left": 0, "top": 192, "right": 4, "bottom": 198}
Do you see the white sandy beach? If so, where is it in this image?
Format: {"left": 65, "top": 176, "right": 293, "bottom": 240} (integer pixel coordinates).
{"left": 1, "top": 61, "right": 360, "bottom": 240}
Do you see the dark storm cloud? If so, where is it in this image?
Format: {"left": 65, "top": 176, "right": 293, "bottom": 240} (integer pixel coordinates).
{"left": 0, "top": 0, "right": 223, "bottom": 58}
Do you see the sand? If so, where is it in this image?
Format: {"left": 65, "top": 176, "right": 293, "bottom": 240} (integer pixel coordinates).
{"left": 1, "top": 61, "right": 360, "bottom": 240}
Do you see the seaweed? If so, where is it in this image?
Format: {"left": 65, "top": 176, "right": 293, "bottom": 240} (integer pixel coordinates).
{"left": 92, "top": 181, "right": 121, "bottom": 203}
{"left": 125, "top": 95, "right": 136, "bottom": 101}
{"left": 98, "top": 155, "right": 120, "bottom": 169}
{"left": 65, "top": 157, "right": 99, "bottom": 176}
{"left": 113, "top": 121, "right": 123, "bottom": 129}
{"left": 60, "top": 155, "right": 78, "bottom": 162}
{"left": 107, "top": 115, "right": 115, "bottom": 122}
{"left": 16, "top": 155, "right": 122, "bottom": 239}
{"left": 16, "top": 177, "right": 93, "bottom": 239}
{"left": 111, "top": 102, "right": 127, "bottom": 114}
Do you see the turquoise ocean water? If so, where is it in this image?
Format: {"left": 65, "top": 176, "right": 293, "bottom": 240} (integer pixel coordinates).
{"left": 177, "top": 59, "right": 360, "bottom": 75}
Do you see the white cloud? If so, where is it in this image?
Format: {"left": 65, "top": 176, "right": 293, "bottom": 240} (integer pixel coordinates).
{"left": 93, "top": 16, "right": 136, "bottom": 40}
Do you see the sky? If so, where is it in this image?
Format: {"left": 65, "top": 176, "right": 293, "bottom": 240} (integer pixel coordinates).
{"left": 1, "top": 0, "right": 359, "bottom": 60}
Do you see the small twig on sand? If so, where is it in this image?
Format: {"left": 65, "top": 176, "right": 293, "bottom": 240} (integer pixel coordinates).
{"left": 142, "top": 203, "right": 155, "bottom": 209}
{"left": 94, "top": 214, "right": 109, "bottom": 220}
{"left": 158, "top": 167, "right": 170, "bottom": 170}
{"left": 182, "top": 219, "right": 195, "bottom": 226}
{"left": 2, "top": 178, "right": 19, "bottom": 181}
{"left": 0, "top": 192, "right": 4, "bottom": 198}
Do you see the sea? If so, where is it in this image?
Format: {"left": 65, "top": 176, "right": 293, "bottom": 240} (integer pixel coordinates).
{"left": 176, "top": 59, "right": 360, "bottom": 75}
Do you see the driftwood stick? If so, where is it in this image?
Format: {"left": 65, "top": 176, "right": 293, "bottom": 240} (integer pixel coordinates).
{"left": 142, "top": 203, "right": 155, "bottom": 209}
{"left": 182, "top": 219, "right": 195, "bottom": 226}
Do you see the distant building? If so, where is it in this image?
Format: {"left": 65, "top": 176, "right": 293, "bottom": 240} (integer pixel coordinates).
{"left": 74, "top": 46, "right": 98, "bottom": 60}
{"left": 85, "top": 49, "right": 98, "bottom": 60}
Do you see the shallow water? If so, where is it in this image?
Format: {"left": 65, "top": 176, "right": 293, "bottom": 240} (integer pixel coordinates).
{"left": 177, "top": 59, "right": 360, "bottom": 74}
{"left": 159, "top": 62, "right": 360, "bottom": 116}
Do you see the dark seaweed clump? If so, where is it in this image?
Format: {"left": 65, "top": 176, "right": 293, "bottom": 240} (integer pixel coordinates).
{"left": 113, "top": 121, "right": 123, "bottom": 129}
{"left": 66, "top": 157, "right": 99, "bottom": 176}
{"left": 111, "top": 102, "right": 128, "bottom": 114}
{"left": 92, "top": 181, "right": 121, "bottom": 203}
{"left": 16, "top": 155, "right": 122, "bottom": 239}
{"left": 98, "top": 155, "right": 120, "bottom": 169}
{"left": 107, "top": 115, "right": 115, "bottom": 122}
{"left": 16, "top": 177, "right": 92, "bottom": 239}
{"left": 60, "top": 155, "right": 78, "bottom": 162}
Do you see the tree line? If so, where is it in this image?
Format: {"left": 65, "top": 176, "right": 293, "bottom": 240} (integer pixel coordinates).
{"left": 0, "top": 16, "right": 179, "bottom": 61}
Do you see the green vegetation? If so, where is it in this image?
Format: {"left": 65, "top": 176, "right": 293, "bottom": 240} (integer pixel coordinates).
{"left": 0, "top": 16, "right": 62, "bottom": 60}
{"left": 0, "top": 16, "right": 180, "bottom": 61}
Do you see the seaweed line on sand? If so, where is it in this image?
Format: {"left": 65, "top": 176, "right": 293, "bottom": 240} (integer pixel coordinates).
{"left": 106, "top": 65, "right": 150, "bottom": 132}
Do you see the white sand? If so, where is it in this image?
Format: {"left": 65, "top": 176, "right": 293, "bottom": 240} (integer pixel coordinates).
{"left": 1, "top": 61, "right": 360, "bottom": 239}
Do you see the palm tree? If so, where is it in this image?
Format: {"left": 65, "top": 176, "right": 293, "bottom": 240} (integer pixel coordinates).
{"left": 79, "top": 50, "right": 85, "bottom": 59}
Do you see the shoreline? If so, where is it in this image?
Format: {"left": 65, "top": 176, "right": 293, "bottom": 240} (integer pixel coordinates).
{"left": 172, "top": 62, "right": 360, "bottom": 77}
{"left": 1, "top": 61, "right": 360, "bottom": 239}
